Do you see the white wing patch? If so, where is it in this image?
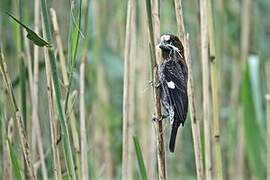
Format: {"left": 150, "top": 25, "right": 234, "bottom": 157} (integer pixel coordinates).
{"left": 167, "top": 81, "right": 175, "bottom": 89}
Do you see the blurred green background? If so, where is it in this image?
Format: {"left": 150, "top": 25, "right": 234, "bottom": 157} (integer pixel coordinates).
{"left": 0, "top": 0, "right": 270, "bottom": 179}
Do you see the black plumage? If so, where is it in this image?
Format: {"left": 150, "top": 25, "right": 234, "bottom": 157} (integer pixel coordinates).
{"left": 158, "top": 34, "right": 188, "bottom": 152}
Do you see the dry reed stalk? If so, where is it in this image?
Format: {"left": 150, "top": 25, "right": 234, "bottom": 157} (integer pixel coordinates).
{"left": 199, "top": 0, "right": 212, "bottom": 179}
{"left": 50, "top": 8, "right": 69, "bottom": 87}
{"left": 174, "top": 1, "right": 204, "bottom": 179}
{"left": 186, "top": 35, "right": 205, "bottom": 180}
{"left": 80, "top": 54, "right": 89, "bottom": 180}
{"left": 31, "top": 0, "right": 40, "bottom": 157}
{"left": 0, "top": 49, "right": 36, "bottom": 180}
{"left": 144, "top": 0, "right": 166, "bottom": 178}
{"left": 129, "top": 0, "right": 136, "bottom": 177}
{"left": 150, "top": 0, "right": 167, "bottom": 179}
{"left": 50, "top": 8, "right": 81, "bottom": 177}
{"left": 27, "top": 1, "right": 49, "bottom": 179}
{"left": 42, "top": 45, "right": 62, "bottom": 180}
{"left": 122, "top": 0, "right": 135, "bottom": 179}
{"left": 137, "top": 0, "right": 155, "bottom": 179}
{"left": 207, "top": 0, "right": 223, "bottom": 179}
{"left": 174, "top": 0, "right": 185, "bottom": 42}
{"left": 41, "top": 16, "right": 62, "bottom": 179}
{"left": 24, "top": 33, "right": 33, "bottom": 95}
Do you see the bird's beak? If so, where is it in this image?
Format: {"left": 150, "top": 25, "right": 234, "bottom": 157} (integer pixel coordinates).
{"left": 158, "top": 41, "right": 171, "bottom": 51}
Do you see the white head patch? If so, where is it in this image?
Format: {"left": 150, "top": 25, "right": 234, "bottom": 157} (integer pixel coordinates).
{"left": 167, "top": 81, "right": 175, "bottom": 89}
{"left": 161, "top": 35, "right": 170, "bottom": 42}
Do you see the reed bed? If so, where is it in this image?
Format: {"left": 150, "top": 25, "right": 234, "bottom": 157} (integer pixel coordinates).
{"left": 0, "top": 0, "right": 269, "bottom": 179}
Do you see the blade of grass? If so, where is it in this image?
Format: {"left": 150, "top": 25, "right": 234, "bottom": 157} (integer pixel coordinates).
{"left": 65, "top": 0, "right": 83, "bottom": 113}
{"left": 248, "top": 55, "right": 264, "bottom": 128}
{"left": 6, "top": 12, "right": 50, "bottom": 47}
{"left": 63, "top": 4, "right": 84, "bottom": 174}
{"left": 133, "top": 136, "right": 148, "bottom": 180}
{"left": 241, "top": 63, "right": 264, "bottom": 179}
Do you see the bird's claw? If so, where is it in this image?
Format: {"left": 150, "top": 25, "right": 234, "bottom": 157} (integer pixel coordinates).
{"left": 148, "top": 80, "right": 160, "bottom": 88}
{"left": 152, "top": 114, "right": 168, "bottom": 122}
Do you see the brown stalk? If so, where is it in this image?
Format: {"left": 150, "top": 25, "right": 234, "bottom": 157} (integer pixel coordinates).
{"left": 144, "top": 0, "right": 166, "bottom": 179}
{"left": 122, "top": 0, "right": 136, "bottom": 179}
{"left": 199, "top": 0, "right": 212, "bottom": 179}
{"left": 29, "top": 0, "right": 49, "bottom": 179}
{"left": 174, "top": 1, "right": 204, "bottom": 179}
{"left": 50, "top": 8, "right": 69, "bottom": 87}
{"left": 49, "top": 8, "right": 81, "bottom": 177}
{"left": 0, "top": 49, "right": 36, "bottom": 180}
{"left": 80, "top": 53, "right": 89, "bottom": 180}
{"left": 42, "top": 45, "right": 62, "bottom": 180}
{"left": 152, "top": 0, "right": 166, "bottom": 179}
{"left": 207, "top": 0, "right": 223, "bottom": 179}
{"left": 137, "top": 0, "right": 155, "bottom": 179}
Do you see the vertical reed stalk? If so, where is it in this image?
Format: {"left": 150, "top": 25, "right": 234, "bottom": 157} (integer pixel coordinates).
{"left": 174, "top": 1, "right": 204, "bottom": 179}
{"left": 137, "top": 0, "right": 155, "bottom": 178}
{"left": 186, "top": 35, "right": 205, "bottom": 180}
{"left": 0, "top": 49, "right": 36, "bottom": 180}
{"left": 207, "top": 0, "right": 223, "bottom": 179}
{"left": 80, "top": 54, "right": 89, "bottom": 180}
{"left": 40, "top": 0, "right": 76, "bottom": 178}
{"left": 199, "top": 0, "right": 212, "bottom": 179}
{"left": 50, "top": 8, "right": 69, "bottom": 87}
{"left": 122, "top": 0, "right": 135, "bottom": 179}
{"left": 18, "top": 0, "right": 27, "bottom": 135}
{"left": 42, "top": 45, "right": 62, "bottom": 180}
{"left": 17, "top": 3, "right": 27, "bottom": 177}
{"left": 31, "top": 0, "right": 40, "bottom": 157}
{"left": 50, "top": 7, "right": 81, "bottom": 177}
{"left": 30, "top": 0, "right": 49, "bottom": 179}
{"left": 145, "top": 0, "right": 166, "bottom": 179}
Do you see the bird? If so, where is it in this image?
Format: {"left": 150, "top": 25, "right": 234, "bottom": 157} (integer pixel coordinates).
{"left": 157, "top": 34, "right": 188, "bottom": 152}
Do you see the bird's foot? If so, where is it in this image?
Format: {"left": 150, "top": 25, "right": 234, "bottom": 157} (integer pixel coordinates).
{"left": 152, "top": 114, "right": 168, "bottom": 122}
{"left": 148, "top": 80, "right": 160, "bottom": 88}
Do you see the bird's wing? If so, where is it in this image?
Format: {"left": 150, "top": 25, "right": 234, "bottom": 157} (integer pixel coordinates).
{"left": 163, "top": 60, "right": 188, "bottom": 126}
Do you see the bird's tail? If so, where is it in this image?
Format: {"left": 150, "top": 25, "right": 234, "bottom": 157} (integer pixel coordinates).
{"left": 169, "top": 126, "right": 179, "bottom": 152}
